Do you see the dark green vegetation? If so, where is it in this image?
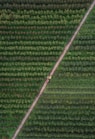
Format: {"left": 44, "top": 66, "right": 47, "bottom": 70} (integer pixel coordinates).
{"left": 0, "top": 0, "right": 94, "bottom": 138}
{"left": 19, "top": 94, "right": 95, "bottom": 139}
{"left": 18, "top": 3, "right": 95, "bottom": 139}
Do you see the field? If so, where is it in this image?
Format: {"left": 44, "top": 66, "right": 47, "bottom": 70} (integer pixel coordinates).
{"left": 18, "top": 93, "right": 95, "bottom": 139}
{"left": 18, "top": 4, "right": 95, "bottom": 139}
{"left": 0, "top": 0, "right": 95, "bottom": 138}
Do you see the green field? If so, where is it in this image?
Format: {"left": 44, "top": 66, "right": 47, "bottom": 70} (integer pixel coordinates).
{"left": 0, "top": 0, "right": 95, "bottom": 138}
{"left": 18, "top": 4, "right": 95, "bottom": 139}
{"left": 18, "top": 93, "right": 95, "bottom": 139}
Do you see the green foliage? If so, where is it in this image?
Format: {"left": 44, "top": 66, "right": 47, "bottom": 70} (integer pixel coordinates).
{"left": 18, "top": 94, "right": 95, "bottom": 139}
{"left": 18, "top": 3, "right": 95, "bottom": 139}
{"left": 0, "top": 0, "right": 94, "bottom": 138}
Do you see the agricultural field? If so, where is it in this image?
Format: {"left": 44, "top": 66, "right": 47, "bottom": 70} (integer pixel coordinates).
{"left": 18, "top": 94, "right": 95, "bottom": 139}
{"left": 0, "top": 0, "right": 95, "bottom": 138}
{"left": 18, "top": 4, "right": 95, "bottom": 139}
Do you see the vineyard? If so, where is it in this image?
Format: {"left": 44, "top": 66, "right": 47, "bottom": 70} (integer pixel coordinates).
{"left": 0, "top": 0, "right": 95, "bottom": 139}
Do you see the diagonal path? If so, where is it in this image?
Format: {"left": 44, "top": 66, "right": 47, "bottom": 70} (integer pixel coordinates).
{"left": 12, "top": 1, "right": 95, "bottom": 138}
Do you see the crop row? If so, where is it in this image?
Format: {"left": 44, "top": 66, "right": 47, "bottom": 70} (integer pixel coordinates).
{"left": 0, "top": 12, "right": 83, "bottom": 21}
{"left": 0, "top": 87, "right": 38, "bottom": 92}
{"left": 0, "top": 0, "right": 92, "bottom": 4}
{"left": 0, "top": 19, "right": 81, "bottom": 25}
{"left": 0, "top": 30, "right": 75, "bottom": 36}
{"left": 0, "top": 3, "right": 91, "bottom": 10}
{"left": 0, "top": 50, "right": 60, "bottom": 56}
{"left": 1, "top": 50, "right": 94, "bottom": 56}
{"left": 0, "top": 56, "right": 57, "bottom": 62}
{"left": 0, "top": 46, "right": 62, "bottom": 52}
{"left": 0, "top": 9, "right": 85, "bottom": 18}
{"left": 0, "top": 40, "right": 95, "bottom": 47}
{"left": 0, "top": 36, "right": 68, "bottom": 41}
{"left": 0, "top": 40, "right": 63, "bottom": 45}
{"left": 0, "top": 72, "right": 47, "bottom": 76}
{"left": 0, "top": 61, "right": 53, "bottom": 67}
{"left": 0, "top": 66, "right": 50, "bottom": 72}
{"left": 0, "top": 25, "right": 77, "bottom": 31}
{"left": 0, "top": 67, "right": 95, "bottom": 73}
{"left": 1, "top": 105, "right": 94, "bottom": 113}
{"left": 1, "top": 35, "right": 95, "bottom": 41}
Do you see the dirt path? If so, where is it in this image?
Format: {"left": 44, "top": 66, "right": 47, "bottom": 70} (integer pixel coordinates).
{"left": 12, "top": 1, "right": 95, "bottom": 138}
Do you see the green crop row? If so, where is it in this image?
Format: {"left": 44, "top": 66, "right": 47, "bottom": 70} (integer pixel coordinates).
{"left": 0, "top": 11, "right": 84, "bottom": 21}
{"left": 0, "top": 0, "right": 92, "bottom": 4}
{"left": 0, "top": 19, "right": 81, "bottom": 25}
{"left": 0, "top": 61, "right": 53, "bottom": 67}
{"left": 0, "top": 9, "right": 85, "bottom": 15}
{"left": 0, "top": 25, "right": 78, "bottom": 31}
{"left": 0, "top": 30, "right": 76, "bottom": 36}
{"left": 0, "top": 72, "right": 47, "bottom": 76}
{"left": 0, "top": 3, "right": 91, "bottom": 10}
{"left": 0, "top": 40, "right": 63, "bottom": 45}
